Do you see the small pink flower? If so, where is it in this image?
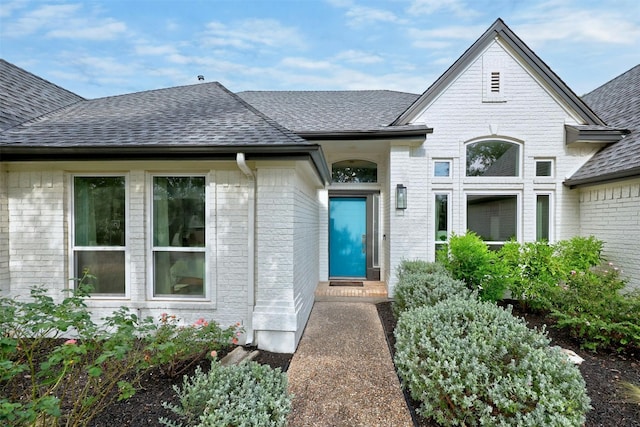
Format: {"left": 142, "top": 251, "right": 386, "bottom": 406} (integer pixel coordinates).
{"left": 232, "top": 337, "right": 239, "bottom": 345}
{"left": 64, "top": 339, "right": 77, "bottom": 345}
{"left": 210, "top": 350, "right": 217, "bottom": 358}
{"left": 570, "top": 270, "right": 577, "bottom": 276}
{"left": 194, "top": 318, "right": 205, "bottom": 326}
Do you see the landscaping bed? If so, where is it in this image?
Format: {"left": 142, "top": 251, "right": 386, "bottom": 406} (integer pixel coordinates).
{"left": 88, "top": 348, "right": 293, "bottom": 426}
{"left": 377, "top": 301, "right": 640, "bottom": 427}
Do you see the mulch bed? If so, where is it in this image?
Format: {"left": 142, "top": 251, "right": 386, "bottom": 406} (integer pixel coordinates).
{"left": 376, "top": 301, "right": 640, "bottom": 427}
{"left": 86, "top": 301, "right": 640, "bottom": 426}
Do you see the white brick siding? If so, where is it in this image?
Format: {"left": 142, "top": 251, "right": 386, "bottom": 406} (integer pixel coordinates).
{"left": 0, "top": 164, "right": 9, "bottom": 292}
{"left": 3, "top": 161, "right": 251, "bottom": 333}
{"left": 578, "top": 179, "right": 640, "bottom": 290}
{"left": 382, "top": 40, "right": 597, "bottom": 288}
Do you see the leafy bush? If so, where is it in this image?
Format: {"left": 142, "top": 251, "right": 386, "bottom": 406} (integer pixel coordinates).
{"left": 394, "top": 298, "right": 590, "bottom": 426}
{"left": 0, "top": 284, "right": 154, "bottom": 427}
{"left": 396, "top": 259, "right": 447, "bottom": 280}
{"left": 0, "top": 278, "right": 241, "bottom": 426}
{"left": 498, "top": 241, "right": 564, "bottom": 311}
{"left": 438, "top": 231, "right": 507, "bottom": 301}
{"left": 554, "top": 236, "right": 603, "bottom": 273}
{"left": 160, "top": 361, "right": 292, "bottom": 427}
{"left": 551, "top": 263, "right": 640, "bottom": 352}
{"left": 393, "top": 267, "right": 472, "bottom": 318}
{"left": 144, "top": 314, "right": 241, "bottom": 378}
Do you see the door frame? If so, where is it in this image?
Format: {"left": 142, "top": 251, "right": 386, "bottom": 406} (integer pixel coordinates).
{"left": 328, "top": 190, "right": 380, "bottom": 280}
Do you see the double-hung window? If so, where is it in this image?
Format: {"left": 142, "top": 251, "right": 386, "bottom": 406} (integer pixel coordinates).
{"left": 72, "top": 176, "right": 127, "bottom": 295}
{"left": 152, "top": 176, "right": 206, "bottom": 298}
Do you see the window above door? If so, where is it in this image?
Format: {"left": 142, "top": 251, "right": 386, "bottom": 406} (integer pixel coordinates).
{"left": 332, "top": 160, "right": 377, "bottom": 183}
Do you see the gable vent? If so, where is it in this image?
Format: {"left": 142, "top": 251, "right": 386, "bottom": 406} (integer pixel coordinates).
{"left": 490, "top": 71, "right": 501, "bottom": 93}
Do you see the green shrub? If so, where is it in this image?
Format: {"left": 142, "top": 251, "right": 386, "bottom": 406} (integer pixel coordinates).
{"left": 0, "top": 284, "right": 154, "bottom": 427}
{"left": 554, "top": 236, "right": 603, "bottom": 273}
{"left": 396, "top": 259, "right": 447, "bottom": 280}
{"left": 439, "top": 231, "right": 507, "bottom": 301}
{"left": 394, "top": 298, "right": 590, "bottom": 426}
{"left": 160, "top": 361, "right": 292, "bottom": 427}
{"left": 551, "top": 263, "right": 640, "bottom": 352}
{"left": 392, "top": 269, "right": 472, "bottom": 318}
{"left": 498, "top": 241, "right": 564, "bottom": 311}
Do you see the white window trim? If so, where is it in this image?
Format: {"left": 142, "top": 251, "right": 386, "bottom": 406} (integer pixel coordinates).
{"left": 147, "top": 173, "right": 212, "bottom": 302}
{"left": 464, "top": 138, "right": 523, "bottom": 179}
{"left": 433, "top": 159, "right": 452, "bottom": 179}
{"left": 534, "top": 158, "right": 555, "bottom": 179}
{"left": 434, "top": 191, "right": 452, "bottom": 243}
{"left": 464, "top": 191, "right": 522, "bottom": 246}
{"left": 535, "top": 192, "right": 554, "bottom": 243}
{"left": 69, "top": 173, "right": 130, "bottom": 300}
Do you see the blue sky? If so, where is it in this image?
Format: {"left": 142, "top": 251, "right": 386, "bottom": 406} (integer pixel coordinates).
{"left": 1, "top": 0, "right": 639, "bottom": 99}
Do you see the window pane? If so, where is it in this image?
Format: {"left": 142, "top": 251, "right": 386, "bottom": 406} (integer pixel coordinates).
{"left": 332, "top": 160, "right": 377, "bottom": 183}
{"left": 467, "top": 195, "right": 517, "bottom": 241}
{"left": 536, "top": 195, "right": 550, "bottom": 241}
{"left": 435, "top": 194, "right": 448, "bottom": 241}
{"left": 466, "top": 141, "right": 519, "bottom": 176}
{"left": 75, "top": 250, "right": 125, "bottom": 294}
{"left": 434, "top": 161, "right": 450, "bottom": 177}
{"left": 153, "top": 177, "right": 205, "bottom": 247}
{"left": 536, "top": 161, "right": 552, "bottom": 177}
{"left": 74, "top": 177, "right": 125, "bottom": 246}
{"left": 155, "top": 251, "right": 205, "bottom": 296}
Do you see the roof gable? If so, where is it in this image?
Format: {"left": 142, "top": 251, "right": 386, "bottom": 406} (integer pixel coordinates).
{"left": 392, "top": 18, "right": 603, "bottom": 127}
{"left": 0, "top": 59, "right": 84, "bottom": 130}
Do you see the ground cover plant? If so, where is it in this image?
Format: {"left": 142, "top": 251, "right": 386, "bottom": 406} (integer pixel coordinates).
{"left": 0, "top": 278, "right": 240, "bottom": 427}
{"left": 160, "top": 359, "right": 291, "bottom": 427}
{"left": 395, "top": 297, "right": 591, "bottom": 426}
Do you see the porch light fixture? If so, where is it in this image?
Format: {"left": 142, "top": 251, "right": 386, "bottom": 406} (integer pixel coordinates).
{"left": 396, "top": 184, "right": 407, "bottom": 209}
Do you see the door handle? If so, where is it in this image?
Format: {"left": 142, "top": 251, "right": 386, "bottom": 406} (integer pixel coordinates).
{"left": 361, "top": 234, "right": 366, "bottom": 253}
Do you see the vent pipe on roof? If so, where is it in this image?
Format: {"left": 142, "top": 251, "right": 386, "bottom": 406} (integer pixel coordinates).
{"left": 197, "top": 75, "right": 204, "bottom": 81}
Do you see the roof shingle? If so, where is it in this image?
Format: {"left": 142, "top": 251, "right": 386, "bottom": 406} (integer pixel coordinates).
{"left": 568, "top": 65, "right": 640, "bottom": 186}
{"left": 0, "top": 59, "right": 84, "bottom": 131}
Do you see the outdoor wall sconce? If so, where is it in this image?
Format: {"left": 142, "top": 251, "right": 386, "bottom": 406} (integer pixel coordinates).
{"left": 396, "top": 184, "right": 407, "bottom": 209}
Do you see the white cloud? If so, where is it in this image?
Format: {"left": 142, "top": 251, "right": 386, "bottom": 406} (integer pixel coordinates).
{"left": 202, "top": 18, "right": 305, "bottom": 50}
{"left": 407, "top": 25, "right": 485, "bottom": 49}
{"left": 2, "top": 3, "right": 82, "bottom": 37}
{"left": 281, "top": 57, "right": 334, "bottom": 70}
{"left": 408, "top": 0, "right": 481, "bottom": 18}
{"left": 344, "top": 5, "right": 403, "bottom": 27}
{"left": 46, "top": 19, "right": 127, "bottom": 40}
{"left": 334, "top": 50, "right": 384, "bottom": 64}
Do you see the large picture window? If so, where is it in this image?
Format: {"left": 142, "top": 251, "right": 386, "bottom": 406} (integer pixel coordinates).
{"left": 466, "top": 140, "right": 520, "bottom": 177}
{"left": 467, "top": 194, "right": 517, "bottom": 247}
{"left": 73, "top": 176, "right": 126, "bottom": 295}
{"left": 152, "top": 176, "right": 206, "bottom": 297}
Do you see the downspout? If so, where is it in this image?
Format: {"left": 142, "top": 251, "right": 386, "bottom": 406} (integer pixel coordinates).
{"left": 236, "top": 153, "right": 256, "bottom": 345}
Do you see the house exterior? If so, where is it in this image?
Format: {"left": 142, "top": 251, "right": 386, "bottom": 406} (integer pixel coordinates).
{"left": 565, "top": 65, "right": 640, "bottom": 290}
{"left": 1, "top": 19, "right": 637, "bottom": 353}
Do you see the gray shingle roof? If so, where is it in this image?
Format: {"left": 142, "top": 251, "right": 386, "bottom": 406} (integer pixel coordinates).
{"left": 1, "top": 81, "right": 310, "bottom": 149}
{"left": 567, "top": 65, "right": 640, "bottom": 186}
{"left": 238, "top": 90, "right": 420, "bottom": 133}
{"left": 0, "top": 59, "right": 84, "bottom": 131}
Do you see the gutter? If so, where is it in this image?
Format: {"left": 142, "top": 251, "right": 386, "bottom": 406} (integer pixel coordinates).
{"left": 236, "top": 153, "right": 256, "bottom": 346}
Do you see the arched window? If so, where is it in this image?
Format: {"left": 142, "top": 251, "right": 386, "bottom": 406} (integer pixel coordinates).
{"left": 332, "top": 160, "right": 377, "bottom": 183}
{"left": 466, "top": 140, "right": 520, "bottom": 177}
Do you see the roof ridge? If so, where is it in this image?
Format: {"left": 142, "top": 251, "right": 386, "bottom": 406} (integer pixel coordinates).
{"left": 0, "top": 58, "right": 85, "bottom": 101}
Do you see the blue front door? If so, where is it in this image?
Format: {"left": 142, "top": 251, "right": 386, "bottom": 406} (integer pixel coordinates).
{"left": 329, "top": 197, "right": 366, "bottom": 278}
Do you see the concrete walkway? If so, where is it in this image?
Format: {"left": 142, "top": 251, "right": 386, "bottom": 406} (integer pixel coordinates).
{"left": 286, "top": 302, "right": 414, "bottom": 427}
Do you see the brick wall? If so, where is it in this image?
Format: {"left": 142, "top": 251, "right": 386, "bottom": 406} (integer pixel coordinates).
{"left": 578, "top": 178, "right": 640, "bottom": 290}
{"left": 3, "top": 162, "right": 251, "bottom": 331}
{"left": 0, "top": 165, "right": 9, "bottom": 293}
{"left": 383, "top": 39, "right": 597, "bottom": 288}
